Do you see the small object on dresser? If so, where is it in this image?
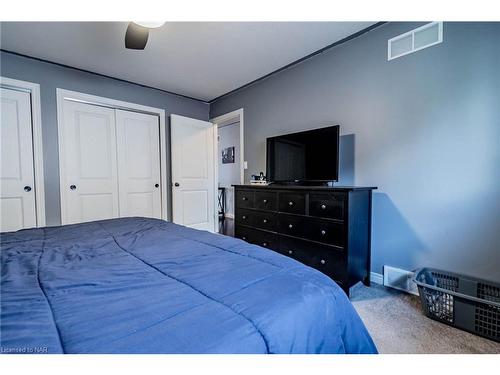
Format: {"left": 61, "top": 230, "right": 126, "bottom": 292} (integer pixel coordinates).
{"left": 250, "top": 180, "right": 269, "bottom": 185}
{"left": 250, "top": 171, "right": 269, "bottom": 185}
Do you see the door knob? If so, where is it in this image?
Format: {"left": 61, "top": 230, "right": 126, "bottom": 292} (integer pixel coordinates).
{"left": 155, "top": 183, "right": 159, "bottom": 188}
{"left": 321, "top": 204, "right": 327, "bottom": 210}
{"left": 24, "top": 186, "right": 32, "bottom": 192}
{"left": 288, "top": 201, "right": 294, "bottom": 206}
{"left": 174, "top": 182, "right": 180, "bottom": 187}
{"left": 70, "top": 185, "right": 76, "bottom": 190}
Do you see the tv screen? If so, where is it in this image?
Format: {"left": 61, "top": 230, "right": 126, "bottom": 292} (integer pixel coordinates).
{"left": 266, "top": 125, "right": 339, "bottom": 183}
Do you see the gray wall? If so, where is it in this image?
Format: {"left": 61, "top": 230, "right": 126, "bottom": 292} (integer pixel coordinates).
{"left": 218, "top": 122, "right": 241, "bottom": 217}
{"left": 210, "top": 22, "right": 500, "bottom": 281}
{"left": 0, "top": 50, "right": 209, "bottom": 226}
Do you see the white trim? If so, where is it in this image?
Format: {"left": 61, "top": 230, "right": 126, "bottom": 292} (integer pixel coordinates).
{"left": 388, "top": 22, "right": 443, "bottom": 61}
{"left": 224, "top": 213, "right": 235, "bottom": 219}
{"left": 0, "top": 76, "right": 46, "bottom": 227}
{"left": 213, "top": 121, "right": 219, "bottom": 232}
{"left": 370, "top": 272, "right": 383, "bottom": 285}
{"left": 55, "top": 88, "right": 168, "bottom": 222}
{"left": 211, "top": 108, "right": 245, "bottom": 185}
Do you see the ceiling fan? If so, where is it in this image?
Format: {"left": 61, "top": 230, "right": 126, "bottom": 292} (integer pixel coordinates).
{"left": 125, "top": 22, "right": 165, "bottom": 50}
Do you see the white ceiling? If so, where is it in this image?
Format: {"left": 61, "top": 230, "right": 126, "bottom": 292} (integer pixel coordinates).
{"left": 0, "top": 22, "right": 376, "bottom": 101}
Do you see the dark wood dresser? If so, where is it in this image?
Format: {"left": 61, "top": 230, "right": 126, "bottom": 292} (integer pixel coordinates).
{"left": 233, "top": 184, "right": 376, "bottom": 297}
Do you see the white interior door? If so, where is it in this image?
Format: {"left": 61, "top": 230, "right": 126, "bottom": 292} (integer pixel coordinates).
{"left": 60, "top": 100, "right": 119, "bottom": 224}
{"left": 171, "top": 114, "right": 216, "bottom": 232}
{"left": 0, "top": 87, "right": 37, "bottom": 232}
{"left": 116, "top": 109, "right": 161, "bottom": 218}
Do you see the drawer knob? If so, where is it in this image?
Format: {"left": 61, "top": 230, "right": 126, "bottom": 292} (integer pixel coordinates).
{"left": 288, "top": 224, "right": 293, "bottom": 229}
{"left": 263, "top": 199, "right": 268, "bottom": 203}
{"left": 321, "top": 230, "right": 326, "bottom": 236}
{"left": 242, "top": 236, "right": 246, "bottom": 240}
{"left": 288, "top": 250, "right": 293, "bottom": 255}
{"left": 262, "top": 242, "right": 268, "bottom": 247}
{"left": 242, "top": 215, "right": 247, "bottom": 220}
{"left": 321, "top": 204, "right": 327, "bottom": 210}
{"left": 288, "top": 201, "right": 294, "bottom": 206}
{"left": 242, "top": 197, "right": 247, "bottom": 201}
{"left": 320, "top": 259, "right": 326, "bottom": 265}
{"left": 263, "top": 219, "right": 268, "bottom": 223}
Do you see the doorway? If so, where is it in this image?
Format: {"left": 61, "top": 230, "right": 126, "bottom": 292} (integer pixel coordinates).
{"left": 0, "top": 77, "right": 45, "bottom": 232}
{"left": 211, "top": 109, "right": 244, "bottom": 235}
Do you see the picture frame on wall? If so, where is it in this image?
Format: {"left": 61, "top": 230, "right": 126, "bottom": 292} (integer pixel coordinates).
{"left": 222, "top": 146, "right": 235, "bottom": 164}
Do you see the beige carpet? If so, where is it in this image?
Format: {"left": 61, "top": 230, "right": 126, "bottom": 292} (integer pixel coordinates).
{"left": 350, "top": 283, "right": 500, "bottom": 354}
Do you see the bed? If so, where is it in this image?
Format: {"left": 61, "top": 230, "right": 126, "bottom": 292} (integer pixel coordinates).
{"left": 0, "top": 217, "right": 377, "bottom": 354}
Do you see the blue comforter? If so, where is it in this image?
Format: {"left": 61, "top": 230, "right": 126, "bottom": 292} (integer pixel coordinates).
{"left": 0, "top": 217, "right": 377, "bottom": 354}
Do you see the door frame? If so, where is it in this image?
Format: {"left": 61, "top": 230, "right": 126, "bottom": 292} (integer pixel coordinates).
{"left": 210, "top": 109, "right": 245, "bottom": 220}
{"left": 56, "top": 88, "right": 168, "bottom": 222}
{"left": 210, "top": 108, "right": 245, "bottom": 185}
{"left": 1, "top": 76, "right": 46, "bottom": 227}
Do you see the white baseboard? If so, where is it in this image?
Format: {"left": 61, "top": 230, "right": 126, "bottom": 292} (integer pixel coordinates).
{"left": 370, "top": 272, "right": 383, "bottom": 285}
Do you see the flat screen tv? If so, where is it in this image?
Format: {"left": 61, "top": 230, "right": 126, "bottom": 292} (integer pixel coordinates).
{"left": 266, "top": 125, "right": 339, "bottom": 183}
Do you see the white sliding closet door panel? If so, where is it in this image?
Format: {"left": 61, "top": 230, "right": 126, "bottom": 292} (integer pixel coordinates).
{"left": 0, "top": 88, "right": 36, "bottom": 232}
{"left": 116, "top": 110, "right": 161, "bottom": 218}
{"left": 171, "top": 114, "right": 215, "bottom": 232}
{"left": 60, "top": 101, "right": 119, "bottom": 224}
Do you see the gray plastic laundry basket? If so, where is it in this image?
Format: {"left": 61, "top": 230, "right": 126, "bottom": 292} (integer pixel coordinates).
{"left": 413, "top": 268, "right": 500, "bottom": 342}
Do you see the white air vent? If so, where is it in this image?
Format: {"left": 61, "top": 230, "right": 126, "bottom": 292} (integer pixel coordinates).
{"left": 383, "top": 265, "right": 419, "bottom": 295}
{"left": 388, "top": 22, "right": 443, "bottom": 61}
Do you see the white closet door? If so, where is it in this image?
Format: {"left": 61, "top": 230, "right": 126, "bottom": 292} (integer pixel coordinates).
{"left": 60, "top": 100, "right": 119, "bottom": 224}
{"left": 115, "top": 109, "right": 161, "bottom": 218}
{"left": 0, "top": 88, "right": 37, "bottom": 232}
{"left": 171, "top": 114, "right": 215, "bottom": 232}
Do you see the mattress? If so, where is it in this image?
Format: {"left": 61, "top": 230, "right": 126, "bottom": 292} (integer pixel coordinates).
{"left": 0, "top": 217, "right": 377, "bottom": 354}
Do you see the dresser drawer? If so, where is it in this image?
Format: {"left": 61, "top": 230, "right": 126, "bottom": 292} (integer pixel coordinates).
{"left": 311, "top": 245, "right": 347, "bottom": 282}
{"left": 235, "top": 226, "right": 279, "bottom": 250}
{"left": 309, "top": 193, "right": 345, "bottom": 220}
{"left": 235, "top": 208, "right": 254, "bottom": 225}
{"left": 279, "top": 235, "right": 346, "bottom": 282}
{"left": 279, "top": 192, "right": 306, "bottom": 214}
{"left": 279, "top": 214, "right": 344, "bottom": 248}
{"left": 236, "top": 190, "right": 254, "bottom": 208}
{"left": 254, "top": 191, "right": 278, "bottom": 211}
{"left": 307, "top": 219, "right": 344, "bottom": 248}
{"left": 251, "top": 210, "right": 277, "bottom": 231}
{"left": 278, "top": 213, "right": 308, "bottom": 238}
{"left": 278, "top": 235, "right": 312, "bottom": 263}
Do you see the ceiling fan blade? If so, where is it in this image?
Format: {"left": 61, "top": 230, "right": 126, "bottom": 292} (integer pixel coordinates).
{"left": 125, "top": 22, "right": 149, "bottom": 50}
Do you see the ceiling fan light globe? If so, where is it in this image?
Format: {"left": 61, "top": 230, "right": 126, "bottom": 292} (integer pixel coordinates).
{"left": 133, "top": 22, "right": 165, "bottom": 29}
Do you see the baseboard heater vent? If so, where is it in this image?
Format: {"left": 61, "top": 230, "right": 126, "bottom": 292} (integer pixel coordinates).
{"left": 383, "top": 265, "right": 419, "bottom": 295}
